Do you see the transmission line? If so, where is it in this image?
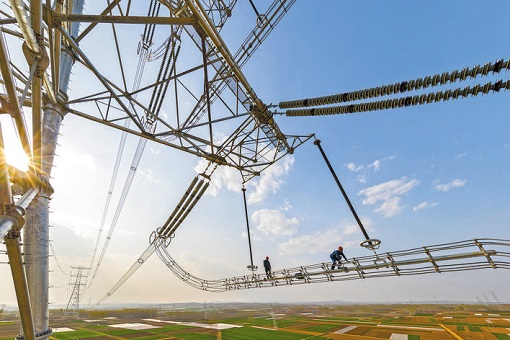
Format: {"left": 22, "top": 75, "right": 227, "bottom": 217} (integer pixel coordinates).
{"left": 88, "top": 1, "right": 167, "bottom": 286}
{"left": 90, "top": 35, "right": 182, "bottom": 283}
{"left": 98, "top": 171, "right": 212, "bottom": 303}
{"left": 49, "top": 241, "right": 69, "bottom": 276}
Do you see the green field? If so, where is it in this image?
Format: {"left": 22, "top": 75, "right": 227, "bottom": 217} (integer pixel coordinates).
{"left": 1, "top": 303, "right": 510, "bottom": 340}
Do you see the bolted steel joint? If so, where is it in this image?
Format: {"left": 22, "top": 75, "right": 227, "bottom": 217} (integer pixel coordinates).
{"left": 21, "top": 33, "right": 49, "bottom": 78}
{"left": 2, "top": 204, "right": 25, "bottom": 237}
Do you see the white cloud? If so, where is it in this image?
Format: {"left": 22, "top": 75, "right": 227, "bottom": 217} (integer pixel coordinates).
{"left": 57, "top": 151, "right": 96, "bottom": 176}
{"left": 251, "top": 208, "right": 300, "bottom": 237}
{"left": 193, "top": 150, "right": 294, "bottom": 201}
{"left": 412, "top": 201, "right": 438, "bottom": 212}
{"left": 346, "top": 162, "right": 363, "bottom": 172}
{"left": 358, "top": 177, "right": 419, "bottom": 217}
{"left": 373, "top": 196, "right": 402, "bottom": 217}
{"left": 368, "top": 160, "right": 381, "bottom": 171}
{"left": 346, "top": 155, "right": 395, "bottom": 182}
{"left": 247, "top": 156, "right": 294, "bottom": 204}
{"left": 194, "top": 159, "right": 241, "bottom": 196}
{"left": 454, "top": 152, "right": 467, "bottom": 159}
{"left": 138, "top": 168, "right": 160, "bottom": 184}
{"left": 342, "top": 223, "right": 361, "bottom": 235}
{"left": 277, "top": 225, "right": 361, "bottom": 256}
{"left": 280, "top": 199, "right": 293, "bottom": 211}
{"left": 277, "top": 218, "right": 373, "bottom": 256}
{"left": 435, "top": 179, "right": 466, "bottom": 192}
{"left": 195, "top": 155, "right": 294, "bottom": 201}
{"left": 278, "top": 229, "right": 339, "bottom": 255}
{"left": 148, "top": 145, "right": 160, "bottom": 155}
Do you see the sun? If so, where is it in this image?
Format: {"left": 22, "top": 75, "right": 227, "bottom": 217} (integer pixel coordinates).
{"left": 0, "top": 115, "right": 30, "bottom": 172}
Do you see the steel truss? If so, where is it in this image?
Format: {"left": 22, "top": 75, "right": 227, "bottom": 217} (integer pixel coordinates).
{"left": 154, "top": 238, "right": 510, "bottom": 292}
{"left": 1, "top": 0, "right": 508, "bottom": 338}
{"left": 43, "top": 0, "right": 306, "bottom": 182}
{"left": 1, "top": 0, "right": 303, "bottom": 338}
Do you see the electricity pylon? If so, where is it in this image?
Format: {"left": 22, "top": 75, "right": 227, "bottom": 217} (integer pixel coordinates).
{"left": 1, "top": 1, "right": 306, "bottom": 339}
{"left": 63, "top": 266, "right": 89, "bottom": 318}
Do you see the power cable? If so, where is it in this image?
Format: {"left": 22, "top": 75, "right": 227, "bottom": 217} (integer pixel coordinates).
{"left": 90, "top": 137, "right": 147, "bottom": 282}
{"left": 98, "top": 173, "right": 211, "bottom": 303}
{"left": 49, "top": 241, "right": 69, "bottom": 276}
{"left": 87, "top": 3, "right": 163, "bottom": 286}
{"left": 91, "top": 35, "right": 183, "bottom": 283}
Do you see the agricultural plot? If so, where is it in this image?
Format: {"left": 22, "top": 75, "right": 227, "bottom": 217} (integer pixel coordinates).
{"left": 1, "top": 304, "right": 509, "bottom": 339}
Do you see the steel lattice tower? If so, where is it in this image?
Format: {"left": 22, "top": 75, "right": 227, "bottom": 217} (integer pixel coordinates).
{"left": 63, "top": 266, "right": 88, "bottom": 318}
{"left": 0, "top": 2, "right": 305, "bottom": 339}
{"left": 2, "top": 2, "right": 509, "bottom": 340}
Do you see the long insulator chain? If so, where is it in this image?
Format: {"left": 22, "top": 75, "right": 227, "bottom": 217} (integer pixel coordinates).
{"left": 285, "top": 79, "right": 510, "bottom": 117}
{"left": 279, "top": 58, "right": 510, "bottom": 109}
{"left": 141, "top": 0, "right": 160, "bottom": 50}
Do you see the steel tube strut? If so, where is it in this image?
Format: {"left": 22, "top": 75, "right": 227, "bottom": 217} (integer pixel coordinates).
{"left": 5, "top": 237, "right": 36, "bottom": 340}
{"left": 8, "top": 0, "right": 40, "bottom": 54}
{"left": 0, "top": 122, "right": 35, "bottom": 339}
{"left": 51, "top": 14, "right": 197, "bottom": 25}
{"left": 8, "top": 1, "right": 85, "bottom": 338}
{"left": 313, "top": 139, "right": 371, "bottom": 241}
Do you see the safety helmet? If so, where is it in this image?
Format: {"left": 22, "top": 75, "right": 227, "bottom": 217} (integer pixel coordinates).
{"left": 338, "top": 246, "right": 343, "bottom": 251}
{"left": 266, "top": 256, "right": 269, "bottom": 260}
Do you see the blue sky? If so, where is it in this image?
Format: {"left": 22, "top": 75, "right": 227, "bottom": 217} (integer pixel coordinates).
{"left": 1, "top": 1, "right": 510, "bottom": 307}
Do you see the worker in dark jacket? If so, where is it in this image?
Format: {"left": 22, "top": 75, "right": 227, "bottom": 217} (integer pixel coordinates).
{"left": 263, "top": 256, "right": 272, "bottom": 279}
{"left": 330, "top": 246, "right": 348, "bottom": 270}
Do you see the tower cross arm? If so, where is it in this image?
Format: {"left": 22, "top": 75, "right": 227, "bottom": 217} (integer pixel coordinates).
{"left": 185, "top": 0, "right": 292, "bottom": 152}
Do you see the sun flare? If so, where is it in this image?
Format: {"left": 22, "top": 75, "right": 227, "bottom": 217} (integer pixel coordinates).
{"left": 0, "top": 116, "right": 30, "bottom": 171}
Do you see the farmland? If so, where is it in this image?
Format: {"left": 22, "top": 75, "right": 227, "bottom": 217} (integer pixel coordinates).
{"left": 1, "top": 303, "right": 509, "bottom": 339}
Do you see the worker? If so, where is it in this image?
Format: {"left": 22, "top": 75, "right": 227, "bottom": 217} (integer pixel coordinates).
{"left": 263, "top": 256, "right": 272, "bottom": 279}
{"left": 330, "top": 246, "right": 348, "bottom": 270}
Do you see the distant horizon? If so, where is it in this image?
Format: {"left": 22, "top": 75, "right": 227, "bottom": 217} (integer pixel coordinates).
{"left": 3, "top": 300, "right": 509, "bottom": 312}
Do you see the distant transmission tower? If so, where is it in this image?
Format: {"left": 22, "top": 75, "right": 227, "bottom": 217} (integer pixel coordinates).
{"left": 270, "top": 308, "right": 279, "bottom": 330}
{"left": 476, "top": 296, "right": 484, "bottom": 305}
{"left": 491, "top": 291, "right": 501, "bottom": 304}
{"left": 63, "top": 266, "right": 89, "bottom": 318}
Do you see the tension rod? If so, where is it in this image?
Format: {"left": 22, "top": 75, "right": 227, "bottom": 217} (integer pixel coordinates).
{"left": 314, "top": 139, "right": 372, "bottom": 242}
{"left": 248, "top": 0, "right": 261, "bottom": 17}
{"left": 242, "top": 187, "right": 257, "bottom": 271}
